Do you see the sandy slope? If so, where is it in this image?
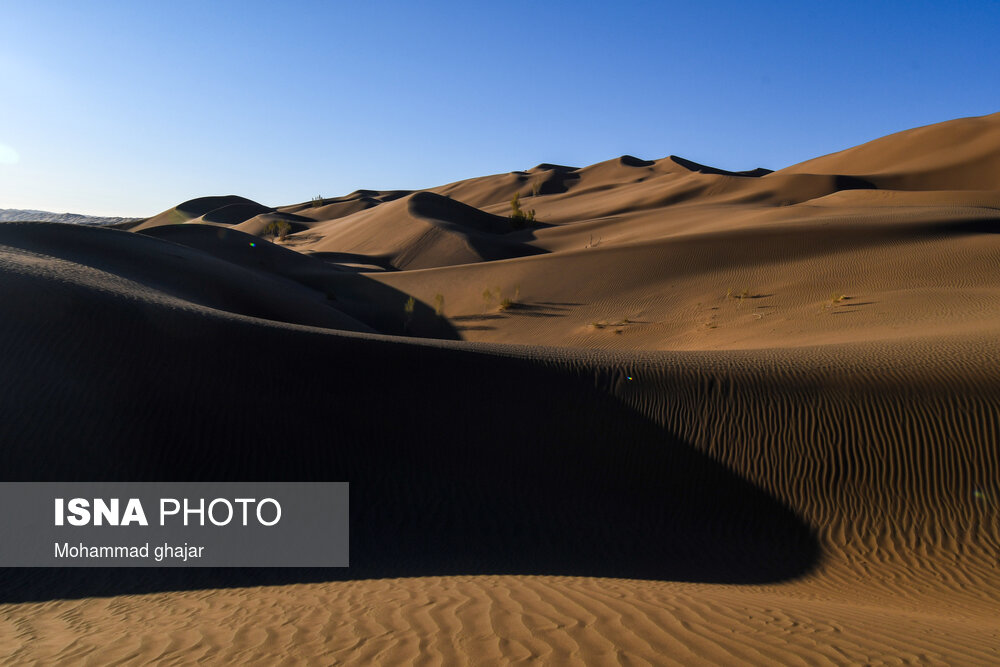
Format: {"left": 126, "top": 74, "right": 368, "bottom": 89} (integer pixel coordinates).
{"left": 1, "top": 112, "right": 999, "bottom": 663}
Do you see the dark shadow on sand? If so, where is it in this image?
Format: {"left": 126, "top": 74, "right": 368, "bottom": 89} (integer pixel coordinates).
{"left": 310, "top": 251, "right": 398, "bottom": 272}
{"left": 0, "top": 301, "right": 820, "bottom": 603}
{"left": 0, "top": 224, "right": 820, "bottom": 602}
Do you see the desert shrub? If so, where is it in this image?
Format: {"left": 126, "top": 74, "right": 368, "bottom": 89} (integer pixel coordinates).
{"left": 509, "top": 193, "right": 536, "bottom": 229}
{"left": 402, "top": 296, "right": 416, "bottom": 333}
{"left": 265, "top": 220, "right": 292, "bottom": 241}
{"left": 826, "top": 293, "right": 848, "bottom": 309}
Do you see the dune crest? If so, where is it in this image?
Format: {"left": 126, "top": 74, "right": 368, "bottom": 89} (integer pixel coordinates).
{"left": 777, "top": 111, "right": 1000, "bottom": 190}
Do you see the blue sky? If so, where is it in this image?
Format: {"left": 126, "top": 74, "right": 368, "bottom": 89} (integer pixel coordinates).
{"left": 1, "top": 1, "right": 998, "bottom": 216}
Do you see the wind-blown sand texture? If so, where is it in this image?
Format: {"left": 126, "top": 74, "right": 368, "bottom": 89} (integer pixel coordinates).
{"left": 1, "top": 113, "right": 998, "bottom": 664}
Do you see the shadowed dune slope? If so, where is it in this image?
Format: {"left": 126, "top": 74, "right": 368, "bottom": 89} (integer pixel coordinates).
{"left": 669, "top": 154, "right": 773, "bottom": 177}
{"left": 133, "top": 195, "right": 272, "bottom": 230}
{"left": 0, "top": 222, "right": 374, "bottom": 333}
{"left": 1, "top": 112, "right": 999, "bottom": 663}
{"left": 287, "top": 191, "right": 546, "bottom": 270}
{"left": 231, "top": 211, "right": 314, "bottom": 237}
{"left": 0, "top": 229, "right": 820, "bottom": 592}
{"left": 277, "top": 189, "right": 413, "bottom": 220}
{"left": 0, "top": 229, "right": 996, "bottom": 592}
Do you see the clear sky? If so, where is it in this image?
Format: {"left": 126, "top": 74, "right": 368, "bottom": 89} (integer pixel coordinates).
{"left": 1, "top": 1, "right": 998, "bottom": 217}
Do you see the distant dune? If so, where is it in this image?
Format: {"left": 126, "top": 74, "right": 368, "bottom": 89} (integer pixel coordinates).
{"left": 1, "top": 112, "right": 998, "bottom": 663}
{"left": 0, "top": 208, "right": 141, "bottom": 226}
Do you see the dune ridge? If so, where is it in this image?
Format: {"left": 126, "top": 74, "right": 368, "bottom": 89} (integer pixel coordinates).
{"left": 1, "top": 112, "right": 999, "bottom": 663}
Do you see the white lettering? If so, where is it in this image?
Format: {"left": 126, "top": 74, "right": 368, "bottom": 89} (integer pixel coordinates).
{"left": 121, "top": 498, "right": 148, "bottom": 526}
{"left": 160, "top": 498, "right": 180, "bottom": 525}
{"left": 93, "top": 498, "right": 118, "bottom": 526}
{"left": 235, "top": 498, "right": 254, "bottom": 524}
{"left": 257, "top": 498, "right": 281, "bottom": 526}
{"left": 67, "top": 498, "right": 90, "bottom": 526}
{"left": 183, "top": 498, "right": 205, "bottom": 526}
{"left": 208, "top": 498, "right": 233, "bottom": 526}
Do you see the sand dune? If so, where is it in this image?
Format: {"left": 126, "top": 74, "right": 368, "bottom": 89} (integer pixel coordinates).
{"left": 779, "top": 111, "right": 1000, "bottom": 190}
{"left": 1, "top": 112, "right": 998, "bottom": 663}
{"left": 130, "top": 194, "right": 272, "bottom": 230}
{"left": 0, "top": 208, "right": 141, "bottom": 226}
{"left": 284, "top": 191, "right": 547, "bottom": 271}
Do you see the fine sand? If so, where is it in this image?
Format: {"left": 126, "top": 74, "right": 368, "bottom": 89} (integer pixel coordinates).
{"left": 1, "top": 112, "right": 998, "bottom": 663}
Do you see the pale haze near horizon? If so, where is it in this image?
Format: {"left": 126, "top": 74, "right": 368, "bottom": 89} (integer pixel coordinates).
{"left": 1, "top": 1, "right": 998, "bottom": 217}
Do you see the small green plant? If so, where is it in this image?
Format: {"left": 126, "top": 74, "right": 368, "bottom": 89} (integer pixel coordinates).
{"left": 824, "top": 293, "right": 848, "bottom": 310}
{"left": 530, "top": 182, "right": 542, "bottom": 197}
{"left": 433, "top": 293, "right": 445, "bottom": 317}
{"left": 265, "top": 220, "right": 292, "bottom": 241}
{"left": 482, "top": 286, "right": 520, "bottom": 312}
{"left": 497, "top": 285, "right": 522, "bottom": 312}
{"left": 403, "top": 295, "right": 416, "bottom": 332}
{"left": 311, "top": 195, "right": 325, "bottom": 208}
{"left": 590, "top": 318, "right": 632, "bottom": 330}
{"left": 509, "top": 192, "right": 536, "bottom": 229}
{"left": 726, "top": 288, "right": 753, "bottom": 307}
{"left": 481, "top": 287, "right": 496, "bottom": 312}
